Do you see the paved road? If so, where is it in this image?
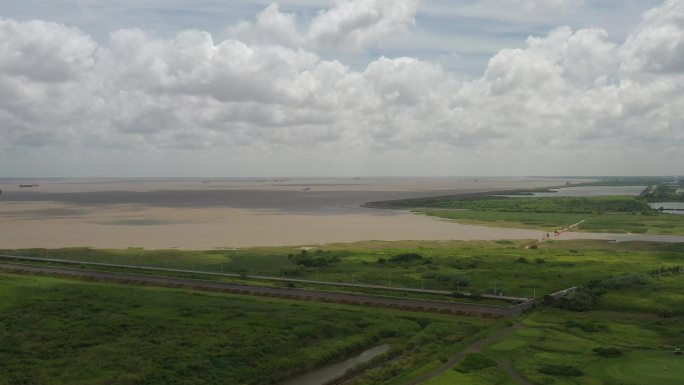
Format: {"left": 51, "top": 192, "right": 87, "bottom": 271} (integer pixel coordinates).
{"left": 0, "top": 262, "right": 530, "bottom": 317}
{"left": 402, "top": 324, "right": 533, "bottom": 385}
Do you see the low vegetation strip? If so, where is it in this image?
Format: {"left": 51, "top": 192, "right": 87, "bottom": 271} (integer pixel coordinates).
{"left": 4, "top": 239, "right": 681, "bottom": 299}
{"left": 415, "top": 195, "right": 684, "bottom": 235}
{"left": 0, "top": 253, "right": 529, "bottom": 302}
{"left": 0, "top": 271, "right": 497, "bottom": 385}
{"left": 0, "top": 262, "right": 527, "bottom": 317}
{"left": 403, "top": 324, "right": 527, "bottom": 385}
{"left": 420, "top": 196, "right": 652, "bottom": 214}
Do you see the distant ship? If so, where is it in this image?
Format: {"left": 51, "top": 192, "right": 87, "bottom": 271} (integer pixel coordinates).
{"left": 19, "top": 184, "right": 39, "bottom": 188}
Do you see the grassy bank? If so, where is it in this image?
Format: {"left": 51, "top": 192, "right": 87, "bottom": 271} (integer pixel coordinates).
{"left": 2, "top": 237, "right": 682, "bottom": 385}
{"left": 412, "top": 195, "right": 684, "bottom": 235}
{"left": 481, "top": 302, "right": 684, "bottom": 385}
{"left": 424, "top": 265, "right": 684, "bottom": 385}
{"left": 0, "top": 272, "right": 495, "bottom": 385}
{"left": 3, "top": 239, "right": 682, "bottom": 301}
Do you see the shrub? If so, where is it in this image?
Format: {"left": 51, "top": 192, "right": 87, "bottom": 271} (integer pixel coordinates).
{"left": 516, "top": 257, "right": 529, "bottom": 264}
{"left": 588, "top": 273, "right": 651, "bottom": 290}
{"left": 553, "top": 289, "right": 597, "bottom": 312}
{"left": 593, "top": 347, "right": 623, "bottom": 358}
{"left": 538, "top": 364, "right": 583, "bottom": 377}
{"left": 455, "top": 353, "right": 497, "bottom": 373}
{"left": 389, "top": 253, "right": 424, "bottom": 263}
{"left": 434, "top": 272, "right": 470, "bottom": 287}
{"left": 565, "top": 320, "right": 606, "bottom": 333}
{"left": 535, "top": 258, "right": 546, "bottom": 264}
{"left": 282, "top": 266, "right": 305, "bottom": 276}
{"left": 448, "top": 258, "right": 480, "bottom": 269}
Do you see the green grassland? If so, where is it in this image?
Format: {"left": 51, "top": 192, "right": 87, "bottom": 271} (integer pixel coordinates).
{"left": 0, "top": 272, "right": 497, "bottom": 385}
{"left": 475, "top": 260, "right": 684, "bottom": 385}
{"left": 422, "top": 365, "right": 517, "bottom": 385}
{"left": 3, "top": 240, "right": 683, "bottom": 299}
{"left": 425, "top": 196, "right": 651, "bottom": 214}
{"left": 0, "top": 238, "right": 682, "bottom": 385}
{"left": 423, "top": 267, "right": 684, "bottom": 385}
{"left": 481, "top": 303, "right": 684, "bottom": 385}
{"left": 416, "top": 196, "right": 684, "bottom": 235}
{"left": 422, "top": 209, "right": 585, "bottom": 231}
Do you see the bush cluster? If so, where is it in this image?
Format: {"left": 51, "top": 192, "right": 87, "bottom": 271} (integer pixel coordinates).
{"left": 288, "top": 249, "right": 340, "bottom": 268}
{"left": 455, "top": 353, "right": 497, "bottom": 373}
{"left": 421, "top": 272, "right": 470, "bottom": 287}
{"left": 564, "top": 320, "right": 607, "bottom": 333}
{"left": 593, "top": 347, "right": 623, "bottom": 358}
{"left": 538, "top": 364, "right": 584, "bottom": 377}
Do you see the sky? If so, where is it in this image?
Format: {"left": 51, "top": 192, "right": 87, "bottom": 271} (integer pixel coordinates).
{"left": 0, "top": 0, "right": 682, "bottom": 177}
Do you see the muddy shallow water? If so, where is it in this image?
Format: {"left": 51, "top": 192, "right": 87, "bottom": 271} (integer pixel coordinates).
{"left": 0, "top": 177, "right": 622, "bottom": 249}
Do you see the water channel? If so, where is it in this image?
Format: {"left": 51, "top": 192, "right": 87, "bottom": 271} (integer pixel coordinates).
{"left": 279, "top": 344, "right": 391, "bottom": 385}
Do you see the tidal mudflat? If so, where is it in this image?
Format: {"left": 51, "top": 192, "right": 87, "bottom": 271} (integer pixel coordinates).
{"left": 0, "top": 177, "right": 568, "bottom": 249}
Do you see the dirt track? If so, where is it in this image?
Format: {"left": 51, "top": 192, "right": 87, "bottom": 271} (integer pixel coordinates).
{"left": 0, "top": 262, "right": 530, "bottom": 318}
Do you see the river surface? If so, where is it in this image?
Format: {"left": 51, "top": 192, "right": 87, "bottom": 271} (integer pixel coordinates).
{"left": 502, "top": 185, "right": 648, "bottom": 197}
{"left": 649, "top": 202, "right": 684, "bottom": 215}
{"left": 557, "top": 232, "right": 684, "bottom": 243}
{"left": 0, "top": 177, "right": 566, "bottom": 249}
{"left": 279, "top": 344, "right": 391, "bottom": 385}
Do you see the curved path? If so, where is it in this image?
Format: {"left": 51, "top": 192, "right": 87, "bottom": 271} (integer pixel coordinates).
{"left": 403, "top": 324, "right": 532, "bottom": 385}
{"left": 0, "top": 262, "right": 526, "bottom": 317}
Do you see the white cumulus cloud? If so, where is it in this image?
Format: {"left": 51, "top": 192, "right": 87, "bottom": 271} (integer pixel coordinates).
{"left": 0, "top": 0, "right": 683, "bottom": 176}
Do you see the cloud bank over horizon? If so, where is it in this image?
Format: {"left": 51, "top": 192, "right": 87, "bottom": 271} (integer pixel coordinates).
{"left": 0, "top": 0, "right": 683, "bottom": 177}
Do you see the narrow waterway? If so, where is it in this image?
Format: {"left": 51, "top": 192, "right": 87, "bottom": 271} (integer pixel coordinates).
{"left": 279, "top": 344, "right": 391, "bottom": 385}
{"left": 649, "top": 202, "right": 684, "bottom": 216}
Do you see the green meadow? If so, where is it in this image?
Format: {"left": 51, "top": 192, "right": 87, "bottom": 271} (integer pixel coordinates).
{"left": 1, "top": 237, "right": 682, "bottom": 385}
{"left": 417, "top": 196, "right": 684, "bottom": 235}
{"left": 3, "top": 239, "right": 682, "bottom": 299}
{"left": 479, "top": 305, "right": 684, "bottom": 385}
{"left": 0, "top": 272, "right": 496, "bottom": 385}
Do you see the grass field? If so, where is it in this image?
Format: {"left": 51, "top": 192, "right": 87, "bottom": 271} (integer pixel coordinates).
{"left": 422, "top": 209, "right": 584, "bottom": 231}
{"left": 586, "top": 351, "right": 684, "bottom": 385}
{"left": 1, "top": 238, "right": 682, "bottom": 385}
{"left": 418, "top": 196, "right": 684, "bottom": 235}
{"left": 421, "top": 366, "right": 517, "bottom": 385}
{"left": 3, "top": 240, "right": 682, "bottom": 299}
{"left": 480, "top": 303, "right": 684, "bottom": 385}
{"left": 0, "top": 272, "right": 496, "bottom": 385}
{"left": 424, "top": 196, "right": 652, "bottom": 214}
